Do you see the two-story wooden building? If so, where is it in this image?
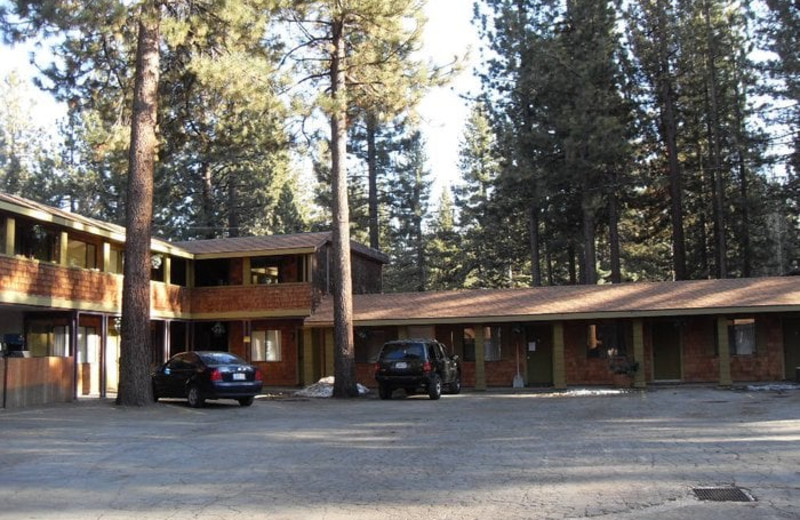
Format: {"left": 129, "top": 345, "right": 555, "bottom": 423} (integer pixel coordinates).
{"left": 1, "top": 191, "right": 799, "bottom": 407}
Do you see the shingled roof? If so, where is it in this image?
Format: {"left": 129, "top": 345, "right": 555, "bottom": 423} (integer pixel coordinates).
{"left": 173, "top": 231, "right": 388, "bottom": 263}
{"left": 306, "top": 276, "right": 800, "bottom": 326}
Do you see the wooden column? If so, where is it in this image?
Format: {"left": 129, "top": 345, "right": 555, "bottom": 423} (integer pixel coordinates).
{"left": 303, "top": 328, "right": 315, "bottom": 386}
{"left": 552, "top": 322, "right": 567, "bottom": 390}
{"left": 324, "top": 328, "right": 335, "bottom": 377}
{"left": 717, "top": 317, "right": 732, "bottom": 387}
{"left": 474, "top": 326, "right": 486, "bottom": 391}
{"left": 633, "top": 319, "right": 646, "bottom": 389}
{"left": 4, "top": 217, "right": 14, "bottom": 255}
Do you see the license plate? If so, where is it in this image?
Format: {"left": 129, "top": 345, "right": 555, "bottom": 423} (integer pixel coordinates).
{"left": 394, "top": 361, "right": 408, "bottom": 369}
{"left": 233, "top": 373, "right": 246, "bottom": 381}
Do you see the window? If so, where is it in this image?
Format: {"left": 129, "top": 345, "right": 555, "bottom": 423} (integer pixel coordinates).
{"left": 587, "top": 322, "right": 626, "bottom": 358}
{"left": 15, "top": 221, "right": 58, "bottom": 262}
{"left": 0, "top": 216, "right": 6, "bottom": 253}
{"left": 463, "top": 328, "right": 476, "bottom": 362}
{"left": 251, "top": 257, "right": 280, "bottom": 285}
{"left": 462, "top": 327, "right": 501, "bottom": 362}
{"left": 251, "top": 330, "right": 281, "bottom": 362}
{"left": 729, "top": 319, "right": 756, "bottom": 356}
{"left": 108, "top": 246, "right": 124, "bottom": 274}
{"left": 195, "top": 259, "right": 230, "bottom": 286}
{"left": 484, "top": 326, "right": 502, "bottom": 361}
{"left": 68, "top": 238, "right": 97, "bottom": 269}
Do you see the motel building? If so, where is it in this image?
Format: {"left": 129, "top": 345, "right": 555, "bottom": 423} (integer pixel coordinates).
{"left": 1, "top": 191, "right": 799, "bottom": 408}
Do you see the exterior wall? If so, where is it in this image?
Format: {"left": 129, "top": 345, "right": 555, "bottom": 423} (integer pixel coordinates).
{"left": 351, "top": 253, "right": 383, "bottom": 294}
{"left": 310, "top": 246, "right": 383, "bottom": 298}
{"left": 1, "top": 255, "right": 189, "bottom": 316}
{"left": 189, "top": 283, "right": 313, "bottom": 317}
{"left": 1, "top": 357, "right": 74, "bottom": 408}
{"left": 348, "top": 314, "right": 793, "bottom": 390}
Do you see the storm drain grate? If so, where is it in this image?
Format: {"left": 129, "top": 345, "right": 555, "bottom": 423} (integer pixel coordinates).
{"left": 693, "top": 487, "right": 755, "bottom": 502}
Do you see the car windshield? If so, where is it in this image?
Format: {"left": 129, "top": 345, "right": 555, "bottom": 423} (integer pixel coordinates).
{"left": 381, "top": 343, "right": 424, "bottom": 361}
{"left": 198, "top": 352, "right": 246, "bottom": 366}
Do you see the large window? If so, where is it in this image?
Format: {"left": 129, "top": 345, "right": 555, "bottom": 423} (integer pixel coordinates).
{"left": 251, "top": 257, "right": 281, "bottom": 285}
{"left": 67, "top": 238, "right": 97, "bottom": 269}
{"left": 195, "top": 259, "right": 230, "bottom": 286}
{"left": 484, "top": 326, "right": 502, "bottom": 361}
{"left": 587, "top": 322, "right": 626, "bottom": 358}
{"left": 251, "top": 330, "right": 282, "bottom": 362}
{"left": 729, "top": 318, "right": 756, "bottom": 356}
{"left": 462, "top": 327, "right": 502, "bottom": 362}
{"left": 108, "top": 246, "right": 124, "bottom": 274}
{"left": 15, "top": 221, "right": 58, "bottom": 262}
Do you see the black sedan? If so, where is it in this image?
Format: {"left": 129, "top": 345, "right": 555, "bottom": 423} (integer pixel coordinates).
{"left": 152, "top": 351, "right": 263, "bottom": 407}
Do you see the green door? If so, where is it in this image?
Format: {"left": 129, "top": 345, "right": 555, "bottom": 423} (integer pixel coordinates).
{"left": 783, "top": 319, "right": 800, "bottom": 381}
{"left": 526, "top": 325, "right": 553, "bottom": 386}
{"left": 652, "top": 321, "right": 682, "bottom": 381}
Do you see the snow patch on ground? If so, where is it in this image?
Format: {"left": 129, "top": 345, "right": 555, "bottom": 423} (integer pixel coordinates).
{"left": 745, "top": 383, "right": 800, "bottom": 392}
{"left": 294, "top": 376, "right": 371, "bottom": 398}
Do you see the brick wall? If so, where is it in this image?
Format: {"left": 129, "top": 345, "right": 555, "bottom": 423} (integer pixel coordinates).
{"left": 1, "top": 255, "right": 190, "bottom": 315}
{"left": 190, "top": 282, "right": 313, "bottom": 315}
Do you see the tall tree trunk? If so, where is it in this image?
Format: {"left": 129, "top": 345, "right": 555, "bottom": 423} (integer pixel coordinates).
{"left": 330, "top": 16, "right": 358, "bottom": 398}
{"left": 528, "top": 204, "right": 541, "bottom": 286}
{"left": 733, "top": 74, "right": 751, "bottom": 277}
{"left": 652, "top": 0, "right": 687, "bottom": 281}
{"left": 227, "top": 172, "right": 239, "bottom": 238}
{"left": 703, "top": 0, "right": 727, "bottom": 278}
{"left": 367, "top": 113, "right": 380, "bottom": 250}
{"left": 581, "top": 189, "right": 597, "bottom": 285}
{"left": 608, "top": 182, "right": 622, "bottom": 283}
{"left": 200, "top": 161, "right": 215, "bottom": 239}
{"left": 117, "top": 0, "right": 160, "bottom": 407}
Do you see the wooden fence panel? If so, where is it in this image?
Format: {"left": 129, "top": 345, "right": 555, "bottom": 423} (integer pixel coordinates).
{"left": 2, "top": 357, "right": 74, "bottom": 408}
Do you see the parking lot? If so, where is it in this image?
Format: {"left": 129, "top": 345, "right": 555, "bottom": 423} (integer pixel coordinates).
{"left": 1, "top": 385, "right": 798, "bottom": 520}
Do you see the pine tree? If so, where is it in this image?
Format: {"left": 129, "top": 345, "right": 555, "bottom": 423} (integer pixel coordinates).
{"left": 285, "top": 0, "right": 435, "bottom": 397}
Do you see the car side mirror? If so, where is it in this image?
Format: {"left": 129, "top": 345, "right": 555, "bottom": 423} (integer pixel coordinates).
{"left": 451, "top": 354, "right": 459, "bottom": 361}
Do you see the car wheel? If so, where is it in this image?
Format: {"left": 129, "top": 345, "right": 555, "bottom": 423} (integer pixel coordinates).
{"left": 448, "top": 375, "right": 462, "bottom": 395}
{"left": 187, "top": 385, "right": 205, "bottom": 408}
{"left": 428, "top": 375, "right": 442, "bottom": 400}
{"left": 238, "top": 396, "right": 255, "bottom": 407}
{"left": 379, "top": 384, "right": 393, "bottom": 400}
{"left": 151, "top": 383, "right": 159, "bottom": 402}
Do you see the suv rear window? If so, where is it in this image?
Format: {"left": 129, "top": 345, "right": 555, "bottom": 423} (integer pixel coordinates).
{"left": 380, "top": 342, "right": 425, "bottom": 361}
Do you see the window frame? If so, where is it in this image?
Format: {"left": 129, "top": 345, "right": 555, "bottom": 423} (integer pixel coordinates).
{"left": 251, "top": 329, "right": 282, "bottom": 362}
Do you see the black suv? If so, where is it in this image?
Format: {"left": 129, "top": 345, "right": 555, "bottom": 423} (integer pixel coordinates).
{"left": 374, "top": 339, "right": 461, "bottom": 400}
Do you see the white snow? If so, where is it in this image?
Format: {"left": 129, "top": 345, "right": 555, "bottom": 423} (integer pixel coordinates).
{"left": 294, "top": 376, "right": 371, "bottom": 398}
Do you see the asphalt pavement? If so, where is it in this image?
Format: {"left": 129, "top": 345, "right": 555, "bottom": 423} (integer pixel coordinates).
{"left": 0, "top": 385, "right": 798, "bottom": 520}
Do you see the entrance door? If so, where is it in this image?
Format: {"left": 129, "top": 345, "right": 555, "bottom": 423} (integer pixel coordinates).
{"left": 526, "top": 325, "right": 553, "bottom": 386}
{"left": 652, "top": 321, "right": 682, "bottom": 381}
{"left": 783, "top": 319, "right": 800, "bottom": 381}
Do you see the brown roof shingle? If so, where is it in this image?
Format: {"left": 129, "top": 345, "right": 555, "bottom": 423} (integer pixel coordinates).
{"left": 306, "top": 276, "right": 800, "bottom": 325}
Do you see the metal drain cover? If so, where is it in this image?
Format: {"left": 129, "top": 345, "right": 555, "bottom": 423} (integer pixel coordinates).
{"left": 693, "top": 487, "right": 755, "bottom": 502}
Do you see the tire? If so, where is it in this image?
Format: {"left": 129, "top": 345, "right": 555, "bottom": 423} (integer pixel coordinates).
{"left": 447, "top": 375, "right": 462, "bottom": 395}
{"left": 378, "top": 384, "right": 393, "bottom": 400}
{"left": 428, "top": 375, "right": 442, "bottom": 400}
{"left": 187, "top": 385, "right": 205, "bottom": 408}
{"left": 151, "top": 384, "right": 160, "bottom": 402}
{"left": 238, "top": 396, "right": 255, "bottom": 407}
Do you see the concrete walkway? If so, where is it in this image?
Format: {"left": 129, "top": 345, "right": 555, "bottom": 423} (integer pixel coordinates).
{"left": 0, "top": 386, "right": 798, "bottom": 519}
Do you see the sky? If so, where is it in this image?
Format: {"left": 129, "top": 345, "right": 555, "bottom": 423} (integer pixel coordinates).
{"left": 0, "top": 2, "right": 481, "bottom": 198}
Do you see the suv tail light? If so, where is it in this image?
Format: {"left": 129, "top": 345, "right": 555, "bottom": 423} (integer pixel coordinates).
{"left": 210, "top": 368, "right": 222, "bottom": 382}
{"left": 374, "top": 362, "right": 381, "bottom": 376}
{"left": 422, "top": 361, "right": 432, "bottom": 373}
{"left": 255, "top": 369, "right": 263, "bottom": 382}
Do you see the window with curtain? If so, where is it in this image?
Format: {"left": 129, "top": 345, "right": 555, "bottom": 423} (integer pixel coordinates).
{"left": 251, "top": 330, "right": 282, "bottom": 362}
